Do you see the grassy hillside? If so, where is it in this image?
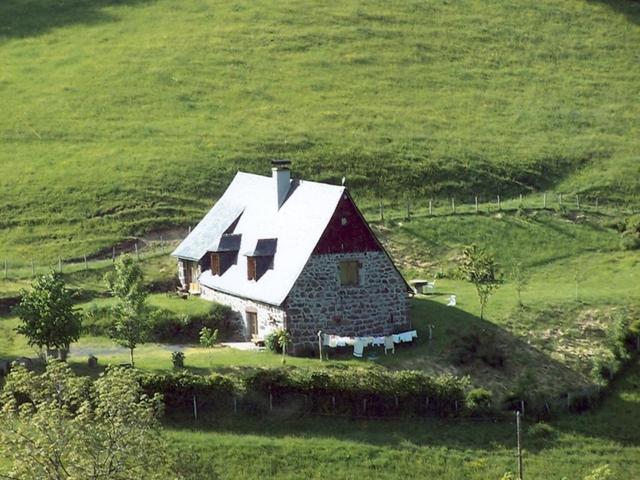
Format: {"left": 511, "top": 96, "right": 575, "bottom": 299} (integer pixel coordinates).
{"left": 1, "top": 0, "right": 639, "bottom": 259}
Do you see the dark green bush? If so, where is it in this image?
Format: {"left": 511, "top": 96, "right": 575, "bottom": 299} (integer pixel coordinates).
{"left": 449, "top": 331, "right": 505, "bottom": 368}
{"left": 465, "top": 387, "right": 493, "bottom": 414}
{"left": 264, "top": 331, "right": 282, "bottom": 353}
{"left": 141, "top": 371, "right": 237, "bottom": 413}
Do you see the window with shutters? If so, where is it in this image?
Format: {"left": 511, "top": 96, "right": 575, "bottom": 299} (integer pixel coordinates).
{"left": 247, "top": 257, "right": 257, "bottom": 281}
{"left": 339, "top": 260, "right": 360, "bottom": 286}
{"left": 210, "top": 253, "right": 221, "bottom": 276}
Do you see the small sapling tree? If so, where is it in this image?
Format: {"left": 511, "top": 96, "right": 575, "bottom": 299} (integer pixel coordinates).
{"left": 274, "top": 328, "right": 292, "bottom": 364}
{"left": 16, "top": 271, "right": 82, "bottom": 361}
{"left": 105, "top": 255, "right": 148, "bottom": 367}
{"left": 199, "top": 326, "right": 218, "bottom": 367}
{"left": 458, "top": 244, "right": 501, "bottom": 321}
{"left": 511, "top": 263, "right": 528, "bottom": 308}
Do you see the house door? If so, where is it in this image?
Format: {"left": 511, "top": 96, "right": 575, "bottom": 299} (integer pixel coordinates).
{"left": 246, "top": 310, "right": 258, "bottom": 338}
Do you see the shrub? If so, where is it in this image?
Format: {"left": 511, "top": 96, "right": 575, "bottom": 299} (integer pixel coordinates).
{"left": 147, "top": 302, "right": 233, "bottom": 343}
{"left": 620, "top": 231, "right": 640, "bottom": 250}
{"left": 527, "top": 421, "right": 556, "bottom": 439}
{"left": 449, "top": 331, "right": 505, "bottom": 369}
{"left": 171, "top": 351, "right": 185, "bottom": 369}
{"left": 465, "top": 387, "right": 492, "bottom": 414}
{"left": 264, "top": 331, "right": 282, "bottom": 353}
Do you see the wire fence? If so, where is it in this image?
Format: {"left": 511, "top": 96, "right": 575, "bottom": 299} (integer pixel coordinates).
{"left": 1, "top": 191, "right": 637, "bottom": 282}
{"left": 0, "top": 229, "right": 190, "bottom": 283}
{"left": 362, "top": 191, "right": 637, "bottom": 222}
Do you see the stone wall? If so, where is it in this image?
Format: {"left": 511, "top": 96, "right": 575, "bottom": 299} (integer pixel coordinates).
{"left": 200, "top": 285, "right": 286, "bottom": 340}
{"left": 285, "top": 251, "right": 410, "bottom": 354}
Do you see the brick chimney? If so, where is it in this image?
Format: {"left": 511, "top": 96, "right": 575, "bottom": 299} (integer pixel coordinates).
{"left": 272, "top": 159, "right": 291, "bottom": 209}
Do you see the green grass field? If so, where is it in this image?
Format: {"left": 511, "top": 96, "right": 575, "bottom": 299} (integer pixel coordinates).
{"left": 1, "top": 0, "right": 639, "bottom": 259}
{"left": 163, "top": 360, "right": 640, "bottom": 479}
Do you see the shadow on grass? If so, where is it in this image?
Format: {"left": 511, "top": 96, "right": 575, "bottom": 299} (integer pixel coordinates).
{"left": 0, "top": 0, "right": 153, "bottom": 40}
{"left": 587, "top": 0, "right": 640, "bottom": 25}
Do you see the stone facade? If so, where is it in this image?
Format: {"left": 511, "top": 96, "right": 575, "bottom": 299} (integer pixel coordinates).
{"left": 284, "top": 251, "right": 410, "bottom": 354}
{"left": 200, "top": 285, "right": 286, "bottom": 340}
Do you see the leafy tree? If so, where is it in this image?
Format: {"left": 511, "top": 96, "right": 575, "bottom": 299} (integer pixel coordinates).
{"left": 0, "top": 361, "right": 174, "bottom": 480}
{"left": 15, "top": 271, "right": 81, "bottom": 361}
{"left": 458, "top": 244, "right": 501, "bottom": 321}
{"left": 105, "top": 255, "right": 148, "bottom": 366}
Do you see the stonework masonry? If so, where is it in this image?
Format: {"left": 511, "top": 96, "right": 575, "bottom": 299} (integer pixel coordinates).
{"left": 200, "top": 285, "right": 286, "bottom": 339}
{"left": 284, "top": 251, "right": 410, "bottom": 354}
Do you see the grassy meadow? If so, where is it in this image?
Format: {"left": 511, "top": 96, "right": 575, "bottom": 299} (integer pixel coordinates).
{"left": 168, "top": 360, "right": 640, "bottom": 480}
{"left": 1, "top": 0, "right": 639, "bottom": 260}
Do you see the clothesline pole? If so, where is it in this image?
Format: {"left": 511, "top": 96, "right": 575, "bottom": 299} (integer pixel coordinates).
{"left": 317, "top": 330, "right": 323, "bottom": 361}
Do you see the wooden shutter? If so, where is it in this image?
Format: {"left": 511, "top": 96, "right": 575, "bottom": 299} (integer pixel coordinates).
{"left": 340, "top": 261, "right": 359, "bottom": 286}
{"left": 211, "top": 253, "right": 221, "bottom": 276}
{"left": 247, "top": 257, "right": 257, "bottom": 281}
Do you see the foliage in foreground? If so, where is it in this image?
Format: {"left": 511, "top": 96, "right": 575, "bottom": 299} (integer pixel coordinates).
{"left": 0, "top": 362, "right": 172, "bottom": 480}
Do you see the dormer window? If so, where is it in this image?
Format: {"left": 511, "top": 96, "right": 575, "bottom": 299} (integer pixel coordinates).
{"left": 209, "top": 233, "right": 241, "bottom": 277}
{"left": 246, "top": 238, "right": 277, "bottom": 281}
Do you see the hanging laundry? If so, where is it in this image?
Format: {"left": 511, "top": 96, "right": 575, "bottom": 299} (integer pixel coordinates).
{"left": 353, "top": 339, "right": 365, "bottom": 358}
{"left": 384, "top": 336, "right": 395, "bottom": 355}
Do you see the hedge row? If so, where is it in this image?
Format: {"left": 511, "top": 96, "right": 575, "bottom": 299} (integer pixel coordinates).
{"left": 140, "top": 367, "right": 471, "bottom": 418}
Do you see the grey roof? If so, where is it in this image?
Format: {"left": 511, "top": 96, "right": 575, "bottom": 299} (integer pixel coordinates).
{"left": 246, "top": 238, "right": 278, "bottom": 257}
{"left": 172, "top": 172, "right": 345, "bottom": 306}
{"left": 211, "top": 234, "right": 242, "bottom": 253}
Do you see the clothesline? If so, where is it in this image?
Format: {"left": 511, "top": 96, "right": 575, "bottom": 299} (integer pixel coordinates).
{"left": 321, "top": 330, "right": 418, "bottom": 358}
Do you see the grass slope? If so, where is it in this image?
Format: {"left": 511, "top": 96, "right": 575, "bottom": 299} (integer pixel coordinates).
{"left": 1, "top": 0, "right": 639, "bottom": 258}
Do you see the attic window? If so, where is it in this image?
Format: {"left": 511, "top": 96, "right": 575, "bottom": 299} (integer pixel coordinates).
{"left": 339, "top": 260, "right": 360, "bottom": 286}
{"left": 340, "top": 217, "right": 348, "bottom": 226}
{"left": 246, "top": 238, "right": 277, "bottom": 281}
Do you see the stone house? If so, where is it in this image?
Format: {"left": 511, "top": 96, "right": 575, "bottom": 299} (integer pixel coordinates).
{"left": 171, "top": 161, "right": 411, "bottom": 354}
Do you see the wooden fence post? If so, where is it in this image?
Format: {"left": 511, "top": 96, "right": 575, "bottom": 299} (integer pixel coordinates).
{"left": 112, "top": 247, "right": 116, "bottom": 262}
{"left": 451, "top": 197, "right": 455, "bottom": 214}
{"left": 519, "top": 193, "right": 523, "bottom": 206}
{"left": 576, "top": 195, "right": 580, "bottom": 210}
{"left": 84, "top": 255, "right": 88, "bottom": 271}
{"left": 516, "top": 411, "right": 523, "bottom": 480}
{"left": 428, "top": 199, "right": 432, "bottom": 215}
{"left": 3, "top": 259, "right": 7, "bottom": 280}
{"left": 475, "top": 196, "right": 478, "bottom": 213}
{"left": 543, "top": 193, "right": 547, "bottom": 209}
{"left": 497, "top": 195, "right": 501, "bottom": 211}
{"left": 192, "top": 395, "right": 198, "bottom": 420}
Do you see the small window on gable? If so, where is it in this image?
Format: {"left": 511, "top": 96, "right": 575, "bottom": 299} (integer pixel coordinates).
{"left": 339, "top": 260, "right": 360, "bottom": 286}
{"left": 340, "top": 216, "right": 348, "bottom": 226}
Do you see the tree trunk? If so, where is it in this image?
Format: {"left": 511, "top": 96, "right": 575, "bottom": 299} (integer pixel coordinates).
{"left": 480, "top": 303, "right": 484, "bottom": 321}
{"left": 130, "top": 348, "right": 135, "bottom": 367}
